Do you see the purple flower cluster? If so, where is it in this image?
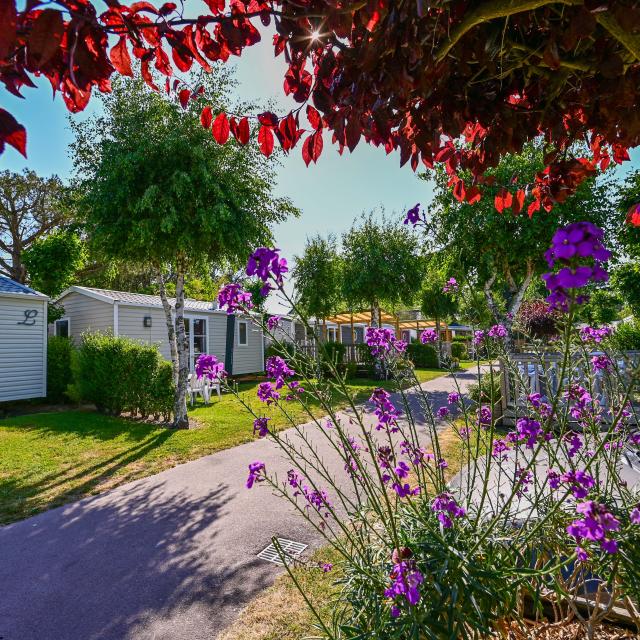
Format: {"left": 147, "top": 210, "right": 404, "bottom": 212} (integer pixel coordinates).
{"left": 403, "top": 203, "right": 425, "bottom": 226}
{"left": 442, "top": 277, "right": 458, "bottom": 294}
{"left": 266, "top": 315, "right": 281, "bottom": 331}
{"left": 257, "top": 381, "right": 280, "bottom": 405}
{"left": 392, "top": 482, "right": 420, "bottom": 498}
{"left": 472, "top": 330, "right": 485, "bottom": 347}
{"left": 567, "top": 500, "right": 620, "bottom": 556}
{"left": 515, "top": 466, "right": 533, "bottom": 497}
{"left": 432, "top": 492, "right": 466, "bottom": 528}
{"left": 492, "top": 438, "right": 511, "bottom": 460}
{"left": 565, "top": 385, "right": 599, "bottom": 425}
{"left": 265, "top": 355, "right": 296, "bottom": 389}
{"left": 580, "top": 326, "right": 612, "bottom": 344}
{"left": 366, "top": 327, "right": 407, "bottom": 357}
{"left": 253, "top": 416, "right": 270, "bottom": 438}
{"left": 509, "top": 416, "right": 547, "bottom": 449}
{"left": 246, "top": 247, "right": 288, "bottom": 295}
{"left": 592, "top": 354, "right": 613, "bottom": 372}
{"left": 487, "top": 324, "right": 508, "bottom": 339}
{"left": 385, "top": 559, "right": 424, "bottom": 614}
{"left": 528, "top": 393, "right": 554, "bottom": 419}
{"left": 195, "top": 354, "right": 226, "bottom": 381}
{"left": 436, "top": 406, "right": 450, "bottom": 419}
{"left": 246, "top": 461, "right": 266, "bottom": 489}
{"left": 287, "top": 470, "right": 332, "bottom": 519}
{"left": 448, "top": 392, "right": 460, "bottom": 405}
{"left": 542, "top": 222, "right": 611, "bottom": 311}
{"left": 217, "top": 283, "right": 253, "bottom": 314}
{"left": 476, "top": 405, "right": 492, "bottom": 429}
{"left": 561, "top": 470, "right": 596, "bottom": 499}
{"left": 371, "top": 387, "right": 399, "bottom": 432}
{"left": 631, "top": 505, "right": 640, "bottom": 525}
{"left": 419, "top": 328, "right": 438, "bottom": 344}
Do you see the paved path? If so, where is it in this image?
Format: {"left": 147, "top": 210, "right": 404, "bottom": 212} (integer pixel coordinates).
{"left": 0, "top": 368, "right": 482, "bottom": 640}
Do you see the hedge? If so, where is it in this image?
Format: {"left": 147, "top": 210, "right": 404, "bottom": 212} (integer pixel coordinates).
{"left": 47, "top": 336, "right": 74, "bottom": 403}
{"left": 70, "top": 332, "right": 174, "bottom": 420}
{"left": 451, "top": 341, "right": 468, "bottom": 360}
{"left": 611, "top": 320, "right": 640, "bottom": 351}
{"left": 406, "top": 342, "right": 439, "bottom": 368}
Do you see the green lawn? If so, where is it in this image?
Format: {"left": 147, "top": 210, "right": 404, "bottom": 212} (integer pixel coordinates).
{"left": 0, "top": 365, "right": 478, "bottom": 525}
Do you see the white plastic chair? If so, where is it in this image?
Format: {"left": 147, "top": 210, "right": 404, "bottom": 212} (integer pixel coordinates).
{"left": 188, "top": 373, "right": 210, "bottom": 406}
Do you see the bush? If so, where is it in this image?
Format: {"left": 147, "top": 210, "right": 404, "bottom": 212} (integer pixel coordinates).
{"left": 450, "top": 341, "right": 467, "bottom": 360}
{"left": 47, "top": 336, "right": 74, "bottom": 403}
{"left": 611, "top": 319, "right": 640, "bottom": 351}
{"left": 406, "top": 342, "right": 439, "bottom": 368}
{"left": 468, "top": 370, "right": 502, "bottom": 407}
{"left": 71, "top": 332, "right": 174, "bottom": 419}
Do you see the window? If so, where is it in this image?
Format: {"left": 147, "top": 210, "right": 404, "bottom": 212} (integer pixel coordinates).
{"left": 54, "top": 319, "right": 69, "bottom": 338}
{"left": 327, "top": 327, "right": 337, "bottom": 342}
{"left": 238, "top": 320, "right": 248, "bottom": 346}
{"left": 184, "top": 317, "right": 208, "bottom": 370}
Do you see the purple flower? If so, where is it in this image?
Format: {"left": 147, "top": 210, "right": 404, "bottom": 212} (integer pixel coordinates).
{"left": 257, "top": 381, "right": 280, "bottom": 405}
{"left": 366, "top": 327, "right": 407, "bottom": 357}
{"left": 487, "top": 324, "right": 508, "bottom": 339}
{"left": 542, "top": 222, "right": 611, "bottom": 311}
{"left": 567, "top": 500, "right": 620, "bottom": 555}
{"left": 442, "top": 277, "right": 458, "bottom": 294}
{"left": 285, "top": 380, "right": 304, "bottom": 399}
{"left": 246, "top": 247, "right": 288, "bottom": 292}
{"left": 561, "top": 470, "right": 596, "bottom": 499}
{"left": 403, "top": 203, "right": 423, "bottom": 226}
{"left": 394, "top": 461, "right": 410, "bottom": 479}
{"left": 436, "top": 406, "right": 450, "bottom": 419}
{"left": 512, "top": 416, "right": 545, "bottom": 449}
{"left": 246, "top": 461, "right": 266, "bottom": 489}
{"left": 472, "top": 330, "right": 486, "bottom": 347}
{"left": 515, "top": 466, "right": 533, "bottom": 497}
{"left": 253, "top": 417, "right": 270, "bottom": 438}
{"left": 195, "top": 354, "right": 227, "bottom": 381}
{"left": 448, "top": 392, "right": 460, "bottom": 405}
{"left": 566, "top": 433, "right": 583, "bottom": 458}
{"left": 476, "top": 405, "right": 492, "bottom": 429}
{"left": 576, "top": 546, "right": 589, "bottom": 562}
{"left": 580, "top": 326, "right": 612, "bottom": 344}
{"left": 548, "top": 469, "right": 562, "bottom": 490}
{"left": 630, "top": 505, "right": 640, "bottom": 525}
{"left": 492, "top": 438, "right": 511, "bottom": 460}
{"left": 370, "top": 387, "right": 399, "bottom": 432}
{"left": 321, "top": 563, "right": 333, "bottom": 573}
{"left": 287, "top": 470, "right": 332, "bottom": 518}
{"left": 420, "top": 328, "right": 438, "bottom": 344}
{"left": 218, "top": 283, "right": 253, "bottom": 314}
{"left": 392, "top": 482, "right": 420, "bottom": 498}
{"left": 592, "top": 354, "right": 613, "bottom": 372}
{"left": 265, "top": 355, "right": 295, "bottom": 389}
{"left": 267, "top": 315, "right": 281, "bottom": 330}
{"left": 384, "top": 559, "right": 424, "bottom": 607}
{"left": 432, "top": 492, "right": 466, "bottom": 528}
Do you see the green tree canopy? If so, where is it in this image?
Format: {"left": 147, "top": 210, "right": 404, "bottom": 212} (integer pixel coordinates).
{"left": 341, "top": 214, "right": 422, "bottom": 324}
{"left": 611, "top": 263, "right": 640, "bottom": 319}
{"left": 423, "top": 141, "right": 614, "bottom": 334}
{"left": 71, "top": 70, "right": 298, "bottom": 427}
{"left": 614, "top": 170, "right": 640, "bottom": 261}
{"left": 293, "top": 234, "right": 343, "bottom": 321}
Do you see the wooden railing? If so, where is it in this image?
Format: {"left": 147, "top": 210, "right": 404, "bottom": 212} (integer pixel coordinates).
{"left": 498, "top": 351, "right": 640, "bottom": 425}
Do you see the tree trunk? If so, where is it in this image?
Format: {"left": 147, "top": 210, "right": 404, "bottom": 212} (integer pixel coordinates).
{"left": 435, "top": 315, "right": 442, "bottom": 368}
{"left": 173, "top": 265, "right": 190, "bottom": 429}
{"left": 370, "top": 300, "right": 380, "bottom": 328}
{"left": 156, "top": 268, "right": 179, "bottom": 385}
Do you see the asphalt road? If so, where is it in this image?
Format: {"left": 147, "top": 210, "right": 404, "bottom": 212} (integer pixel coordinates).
{"left": 0, "top": 368, "right": 483, "bottom": 640}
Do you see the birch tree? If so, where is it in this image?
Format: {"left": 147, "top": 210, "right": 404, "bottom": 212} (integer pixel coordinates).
{"left": 72, "top": 72, "right": 296, "bottom": 428}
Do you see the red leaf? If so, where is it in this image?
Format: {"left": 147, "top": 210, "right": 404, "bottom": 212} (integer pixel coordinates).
{"left": 141, "top": 58, "right": 159, "bottom": 91}
{"left": 527, "top": 198, "right": 541, "bottom": 218}
{"left": 258, "top": 125, "right": 274, "bottom": 157}
{"left": 512, "top": 189, "right": 526, "bottom": 215}
{"left": 178, "top": 88, "right": 190, "bottom": 109}
{"left": 302, "top": 134, "right": 313, "bottom": 167}
{"left": 466, "top": 185, "right": 481, "bottom": 204}
{"left": 171, "top": 45, "right": 193, "bottom": 73}
{"left": 159, "top": 2, "right": 177, "bottom": 15}
{"left": 306, "top": 105, "right": 322, "bottom": 130}
{"left": 345, "top": 115, "right": 360, "bottom": 152}
{"left": 212, "top": 112, "right": 230, "bottom": 144}
{"left": 234, "top": 116, "right": 250, "bottom": 145}
{"left": 0, "top": 0, "right": 17, "bottom": 60}
{"left": 0, "top": 108, "right": 26, "bottom": 157}
{"left": 452, "top": 179, "right": 466, "bottom": 203}
{"left": 28, "top": 8, "right": 64, "bottom": 67}
{"left": 258, "top": 111, "right": 278, "bottom": 126}
{"left": 110, "top": 37, "right": 133, "bottom": 76}
{"left": 494, "top": 188, "right": 513, "bottom": 214}
{"left": 200, "top": 106, "right": 213, "bottom": 129}
{"left": 434, "top": 145, "right": 455, "bottom": 163}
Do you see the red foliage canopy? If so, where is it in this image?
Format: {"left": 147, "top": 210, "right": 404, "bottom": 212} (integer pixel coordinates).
{"left": 3, "top": 0, "right": 640, "bottom": 214}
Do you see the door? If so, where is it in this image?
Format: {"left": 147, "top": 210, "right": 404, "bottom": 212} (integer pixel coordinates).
{"left": 184, "top": 317, "right": 208, "bottom": 371}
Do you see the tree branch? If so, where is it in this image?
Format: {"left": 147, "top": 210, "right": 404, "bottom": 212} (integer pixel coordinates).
{"left": 596, "top": 11, "right": 640, "bottom": 63}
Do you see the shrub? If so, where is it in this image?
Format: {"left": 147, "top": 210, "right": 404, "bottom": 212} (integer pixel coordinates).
{"left": 71, "top": 332, "right": 174, "bottom": 419}
{"left": 468, "top": 370, "right": 502, "bottom": 407}
{"left": 47, "top": 336, "right": 73, "bottom": 403}
{"left": 406, "top": 342, "right": 439, "bottom": 368}
{"left": 515, "top": 299, "right": 560, "bottom": 338}
{"left": 450, "top": 341, "right": 467, "bottom": 360}
{"left": 611, "top": 319, "right": 640, "bottom": 351}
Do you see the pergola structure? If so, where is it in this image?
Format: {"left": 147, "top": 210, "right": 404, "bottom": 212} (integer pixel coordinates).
{"left": 317, "top": 309, "right": 452, "bottom": 342}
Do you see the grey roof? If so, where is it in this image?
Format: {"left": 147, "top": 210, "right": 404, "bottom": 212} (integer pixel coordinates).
{"left": 73, "top": 286, "right": 218, "bottom": 312}
{"left": 0, "top": 276, "right": 47, "bottom": 298}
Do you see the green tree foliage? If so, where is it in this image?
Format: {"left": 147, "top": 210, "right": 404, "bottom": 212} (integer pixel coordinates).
{"left": 614, "top": 170, "right": 640, "bottom": 260}
{"left": 293, "top": 234, "right": 343, "bottom": 321}
{"left": 423, "top": 142, "right": 614, "bottom": 335}
{"left": 22, "top": 229, "right": 86, "bottom": 298}
{"left": 341, "top": 214, "right": 422, "bottom": 324}
{"left": 579, "top": 288, "right": 622, "bottom": 325}
{"left": 611, "top": 263, "right": 640, "bottom": 319}
{"left": 71, "top": 71, "right": 297, "bottom": 427}
{"left": 0, "top": 169, "right": 69, "bottom": 283}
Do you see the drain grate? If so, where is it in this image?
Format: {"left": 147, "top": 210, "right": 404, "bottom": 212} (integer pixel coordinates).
{"left": 257, "top": 538, "right": 308, "bottom": 565}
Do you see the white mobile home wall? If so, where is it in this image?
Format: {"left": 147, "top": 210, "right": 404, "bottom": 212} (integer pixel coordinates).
{"left": 0, "top": 294, "right": 48, "bottom": 401}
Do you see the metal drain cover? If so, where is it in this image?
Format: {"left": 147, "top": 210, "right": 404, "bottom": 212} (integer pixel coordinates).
{"left": 257, "top": 538, "right": 308, "bottom": 565}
